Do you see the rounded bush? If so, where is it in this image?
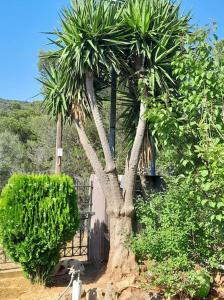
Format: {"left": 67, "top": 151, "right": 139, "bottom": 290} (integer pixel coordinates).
{"left": 0, "top": 174, "right": 79, "bottom": 283}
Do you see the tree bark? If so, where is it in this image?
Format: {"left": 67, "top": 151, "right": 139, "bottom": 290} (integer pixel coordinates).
{"left": 106, "top": 215, "right": 137, "bottom": 279}
{"left": 74, "top": 70, "right": 147, "bottom": 279}
{"left": 74, "top": 117, "right": 137, "bottom": 279}
{"left": 74, "top": 118, "right": 111, "bottom": 202}
{"left": 122, "top": 103, "right": 146, "bottom": 216}
{"left": 86, "top": 71, "right": 116, "bottom": 173}
{"left": 84, "top": 71, "right": 139, "bottom": 277}
{"left": 85, "top": 71, "right": 123, "bottom": 214}
{"left": 55, "top": 113, "right": 63, "bottom": 174}
{"left": 122, "top": 54, "right": 147, "bottom": 216}
{"left": 109, "top": 67, "right": 117, "bottom": 157}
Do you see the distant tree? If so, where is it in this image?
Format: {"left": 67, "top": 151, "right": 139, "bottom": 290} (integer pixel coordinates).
{"left": 0, "top": 131, "right": 27, "bottom": 189}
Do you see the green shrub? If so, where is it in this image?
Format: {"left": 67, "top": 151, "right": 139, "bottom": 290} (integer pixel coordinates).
{"left": 0, "top": 174, "right": 79, "bottom": 283}
{"left": 137, "top": 27, "right": 224, "bottom": 299}
{"left": 145, "top": 258, "right": 211, "bottom": 298}
{"left": 130, "top": 176, "right": 224, "bottom": 297}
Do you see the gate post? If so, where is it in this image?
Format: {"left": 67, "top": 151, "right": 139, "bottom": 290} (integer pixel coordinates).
{"left": 88, "top": 175, "right": 109, "bottom": 264}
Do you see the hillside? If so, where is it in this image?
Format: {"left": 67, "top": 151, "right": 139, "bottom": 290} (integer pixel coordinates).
{"left": 0, "top": 97, "right": 128, "bottom": 190}
{"left": 0, "top": 98, "right": 93, "bottom": 189}
{"left": 0, "top": 98, "right": 35, "bottom": 109}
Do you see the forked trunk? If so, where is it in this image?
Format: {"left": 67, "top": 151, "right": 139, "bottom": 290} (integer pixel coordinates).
{"left": 74, "top": 116, "right": 137, "bottom": 280}
{"left": 74, "top": 118, "right": 111, "bottom": 202}
{"left": 85, "top": 71, "right": 123, "bottom": 215}
{"left": 73, "top": 71, "right": 147, "bottom": 281}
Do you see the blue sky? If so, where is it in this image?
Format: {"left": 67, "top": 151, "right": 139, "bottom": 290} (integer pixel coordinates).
{"left": 0, "top": 0, "right": 223, "bottom": 101}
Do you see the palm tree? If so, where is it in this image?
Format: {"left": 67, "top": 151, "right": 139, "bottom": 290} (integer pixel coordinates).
{"left": 54, "top": 1, "right": 133, "bottom": 275}
{"left": 39, "top": 66, "right": 67, "bottom": 174}
{"left": 38, "top": 52, "right": 68, "bottom": 174}
{"left": 43, "top": 0, "right": 189, "bottom": 279}
{"left": 120, "top": 0, "right": 190, "bottom": 178}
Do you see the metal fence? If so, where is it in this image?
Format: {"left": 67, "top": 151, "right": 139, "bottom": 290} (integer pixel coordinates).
{"left": 60, "top": 179, "right": 93, "bottom": 258}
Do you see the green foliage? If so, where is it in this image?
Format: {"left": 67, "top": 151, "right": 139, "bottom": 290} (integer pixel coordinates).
{"left": 0, "top": 100, "right": 39, "bottom": 143}
{"left": 0, "top": 99, "right": 101, "bottom": 187}
{"left": 131, "top": 29, "right": 224, "bottom": 297}
{"left": 43, "top": 0, "right": 127, "bottom": 126}
{"left": 0, "top": 174, "right": 79, "bottom": 284}
{"left": 118, "top": 0, "right": 190, "bottom": 148}
{"left": 146, "top": 259, "right": 211, "bottom": 298}
{"left": 39, "top": 66, "right": 70, "bottom": 121}
{"left": 133, "top": 176, "right": 224, "bottom": 267}
{"left": 0, "top": 131, "right": 27, "bottom": 189}
{"left": 45, "top": 0, "right": 190, "bottom": 149}
{"left": 145, "top": 29, "right": 224, "bottom": 175}
{"left": 57, "top": 0, "right": 125, "bottom": 76}
{"left": 38, "top": 50, "right": 57, "bottom": 77}
{"left": 131, "top": 178, "right": 218, "bottom": 297}
{"left": 123, "top": 0, "right": 189, "bottom": 66}
{"left": 0, "top": 97, "right": 128, "bottom": 186}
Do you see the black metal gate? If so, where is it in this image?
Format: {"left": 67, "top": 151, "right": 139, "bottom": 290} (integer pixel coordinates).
{"left": 0, "top": 179, "right": 93, "bottom": 264}
{"left": 60, "top": 179, "right": 93, "bottom": 259}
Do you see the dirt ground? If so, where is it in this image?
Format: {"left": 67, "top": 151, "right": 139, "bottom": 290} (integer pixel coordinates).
{"left": 0, "top": 262, "right": 147, "bottom": 300}
{"left": 1, "top": 274, "right": 224, "bottom": 300}
{"left": 0, "top": 262, "right": 19, "bottom": 271}
{"left": 0, "top": 275, "right": 66, "bottom": 300}
{"left": 1, "top": 263, "right": 224, "bottom": 300}
{"left": 0, "top": 263, "right": 103, "bottom": 300}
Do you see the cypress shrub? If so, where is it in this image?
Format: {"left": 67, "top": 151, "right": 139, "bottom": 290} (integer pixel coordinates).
{"left": 0, "top": 174, "right": 79, "bottom": 283}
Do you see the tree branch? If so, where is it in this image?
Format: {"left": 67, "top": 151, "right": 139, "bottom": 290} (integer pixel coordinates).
{"left": 85, "top": 71, "right": 115, "bottom": 173}
{"left": 85, "top": 71, "right": 124, "bottom": 214}
{"left": 122, "top": 102, "right": 146, "bottom": 216}
{"left": 74, "top": 118, "right": 111, "bottom": 202}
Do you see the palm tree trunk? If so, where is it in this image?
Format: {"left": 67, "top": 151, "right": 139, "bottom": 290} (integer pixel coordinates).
{"left": 123, "top": 102, "right": 146, "bottom": 216}
{"left": 109, "top": 67, "right": 117, "bottom": 157}
{"left": 86, "top": 71, "right": 115, "bottom": 172}
{"left": 85, "top": 71, "right": 123, "bottom": 214}
{"left": 84, "top": 71, "right": 138, "bottom": 275}
{"left": 149, "top": 134, "right": 156, "bottom": 176}
{"left": 74, "top": 118, "right": 111, "bottom": 202}
{"left": 106, "top": 215, "right": 137, "bottom": 279}
{"left": 85, "top": 70, "right": 146, "bottom": 276}
{"left": 74, "top": 117, "right": 137, "bottom": 278}
{"left": 55, "top": 113, "right": 63, "bottom": 174}
{"left": 122, "top": 55, "right": 146, "bottom": 215}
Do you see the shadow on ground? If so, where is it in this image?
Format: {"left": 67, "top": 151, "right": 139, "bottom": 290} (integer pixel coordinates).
{"left": 49, "top": 262, "right": 107, "bottom": 288}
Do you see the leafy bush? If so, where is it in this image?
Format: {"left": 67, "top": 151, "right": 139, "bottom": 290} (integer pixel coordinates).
{"left": 132, "top": 177, "right": 224, "bottom": 266}
{"left": 135, "top": 29, "right": 224, "bottom": 298}
{"left": 145, "top": 258, "right": 211, "bottom": 298}
{"left": 130, "top": 176, "right": 224, "bottom": 297}
{"left": 0, "top": 174, "right": 79, "bottom": 283}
